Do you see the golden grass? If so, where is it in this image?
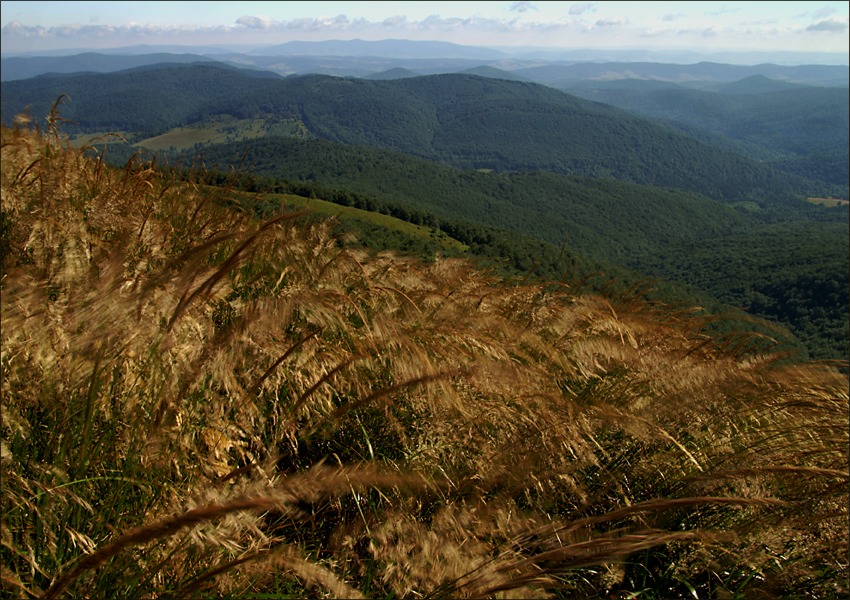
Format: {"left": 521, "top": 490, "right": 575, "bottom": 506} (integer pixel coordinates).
{"left": 1, "top": 115, "right": 847, "bottom": 598}
{"left": 807, "top": 197, "right": 850, "bottom": 207}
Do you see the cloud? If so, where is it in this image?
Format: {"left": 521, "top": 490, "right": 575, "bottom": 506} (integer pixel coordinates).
{"left": 595, "top": 18, "right": 629, "bottom": 28}
{"left": 1, "top": 19, "right": 221, "bottom": 40}
{"left": 705, "top": 5, "right": 740, "bottom": 17}
{"left": 0, "top": 13, "right": 377, "bottom": 43}
{"left": 381, "top": 15, "right": 408, "bottom": 28}
{"left": 643, "top": 26, "right": 717, "bottom": 40}
{"left": 806, "top": 18, "right": 849, "bottom": 32}
{"left": 810, "top": 7, "right": 838, "bottom": 19}
{"left": 796, "top": 7, "right": 837, "bottom": 20}
{"left": 0, "top": 15, "right": 528, "bottom": 42}
{"left": 235, "top": 15, "right": 274, "bottom": 30}
{"left": 741, "top": 19, "right": 778, "bottom": 26}
{"left": 1, "top": 21, "right": 47, "bottom": 38}
{"left": 569, "top": 3, "right": 597, "bottom": 16}
{"left": 662, "top": 13, "right": 686, "bottom": 22}
{"left": 509, "top": 2, "right": 537, "bottom": 13}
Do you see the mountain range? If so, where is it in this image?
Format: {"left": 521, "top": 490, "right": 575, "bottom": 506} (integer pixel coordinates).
{"left": 2, "top": 62, "right": 844, "bottom": 200}
{"left": 0, "top": 50, "right": 846, "bottom": 361}
{"left": 3, "top": 42, "right": 849, "bottom": 82}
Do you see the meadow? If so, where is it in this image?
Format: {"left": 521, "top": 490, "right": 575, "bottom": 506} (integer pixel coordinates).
{"left": 807, "top": 197, "right": 850, "bottom": 208}
{"left": 1, "top": 115, "right": 847, "bottom": 598}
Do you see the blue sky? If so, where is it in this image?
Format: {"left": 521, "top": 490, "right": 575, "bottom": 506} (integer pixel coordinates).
{"left": 1, "top": 1, "right": 848, "bottom": 56}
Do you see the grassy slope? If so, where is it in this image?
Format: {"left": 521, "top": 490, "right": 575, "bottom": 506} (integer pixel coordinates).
{"left": 1, "top": 126, "right": 847, "bottom": 598}
{"left": 250, "top": 191, "right": 469, "bottom": 253}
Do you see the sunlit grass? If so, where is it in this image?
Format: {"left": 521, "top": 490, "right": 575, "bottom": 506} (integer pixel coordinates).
{"left": 1, "top": 113, "right": 847, "bottom": 598}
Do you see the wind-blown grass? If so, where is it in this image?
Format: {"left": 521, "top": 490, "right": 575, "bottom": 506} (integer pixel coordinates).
{"left": 1, "top": 115, "right": 847, "bottom": 598}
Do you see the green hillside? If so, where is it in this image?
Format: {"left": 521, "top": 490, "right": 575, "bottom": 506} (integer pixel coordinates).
{"left": 630, "top": 221, "right": 850, "bottom": 361}
{"left": 181, "top": 136, "right": 753, "bottom": 263}
{"left": 562, "top": 79, "right": 849, "bottom": 190}
{"left": 0, "top": 63, "right": 828, "bottom": 202}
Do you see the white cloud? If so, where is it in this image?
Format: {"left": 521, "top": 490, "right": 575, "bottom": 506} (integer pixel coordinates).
{"left": 795, "top": 7, "right": 838, "bottom": 20}
{"left": 235, "top": 15, "right": 275, "bottom": 30}
{"left": 651, "top": 26, "right": 718, "bottom": 40}
{"left": 509, "top": 2, "right": 537, "bottom": 13}
{"left": 595, "top": 18, "right": 628, "bottom": 28}
{"left": 1, "top": 20, "right": 40, "bottom": 37}
{"left": 806, "top": 17, "right": 848, "bottom": 32}
{"left": 741, "top": 19, "right": 779, "bottom": 26}
{"left": 569, "top": 3, "right": 597, "bottom": 16}
{"left": 810, "top": 7, "right": 838, "bottom": 19}
{"left": 662, "top": 13, "right": 686, "bottom": 22}
{"left": 381, "top": 15, "right": 409, "bottom": 28}
{"left": 1, "top": 20, "right": 221, "bottom": 40}
{"left": 705, "top": 5, "right": 741, "bottom": 17}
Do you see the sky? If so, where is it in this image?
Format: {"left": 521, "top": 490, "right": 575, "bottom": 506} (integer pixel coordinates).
{"left": 1, "top": 1, "right": 848, "bottom": 58}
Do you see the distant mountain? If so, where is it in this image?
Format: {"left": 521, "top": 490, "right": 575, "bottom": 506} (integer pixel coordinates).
{"left": 458, "top": 66, "right": 531, "bottom": 82}
{"left": 712, "top": 74, "right": 811, "bottom": 94}
{"left": 250, "top": 39, "right": 507, "bottom": 60}
{"left": 0, "top": 52, "right": 217, "bottom": 81}
{"left": 488, "top": 46, "right": 849, "bottom": 68}
{"left": 364, "top": 67, "right": 420, "bottom": 80}
{"left": 0, "top": 44, "right": 255, "bottom": 58}
{"left": 5, "top": 41, "right": 846, "bottom": 67}
{"left": 514, "top": 61, "right": 850, "bottom": 87}
{"left": 10, "top": 46, "right": 843, "bottom": 86}
{"left": 204, "top": 53, "right": 498, "bottom": 78}
{"left": 0, "top": 63, "right": 828, "bottom": 202}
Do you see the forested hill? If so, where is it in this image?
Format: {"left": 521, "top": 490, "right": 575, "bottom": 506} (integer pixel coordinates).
{"left": 184, "top": 135, "right": 848, "bottom": 361}
{"left": 0, "top": 62, "right": 824, "bottom": 203}
{"left": 188, "top": 135, "right": 753, "bottom": 264}
{"left": 0, "top": 52, "right": 218, "bottom": 81}
{"left": 561, "top": 79, "right": 849, "bottom": 188}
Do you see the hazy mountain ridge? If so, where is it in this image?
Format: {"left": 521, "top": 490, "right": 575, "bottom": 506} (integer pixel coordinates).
{"left": 512, "top": 61, "right": 849, "bottom": 87}
{"left": 3, "top": 45, "right": 847, "bottom": 83}
{"left": 0, "top": 52, "right": 217, "bottom": 81}
{"left": 251, "top": 38, "right": 507, "bottom": 59}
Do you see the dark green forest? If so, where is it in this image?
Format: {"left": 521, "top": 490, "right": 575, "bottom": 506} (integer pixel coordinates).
{"left": 628, "top": 221, "right": 849, "bottom": 361}
{"left": 562, "top": 78, "right": 849, "bottom": 188}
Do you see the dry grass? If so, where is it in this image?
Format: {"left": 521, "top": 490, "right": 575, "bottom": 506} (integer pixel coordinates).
{"left": 1, "top": 116, "right": 847, "bottom": 598}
